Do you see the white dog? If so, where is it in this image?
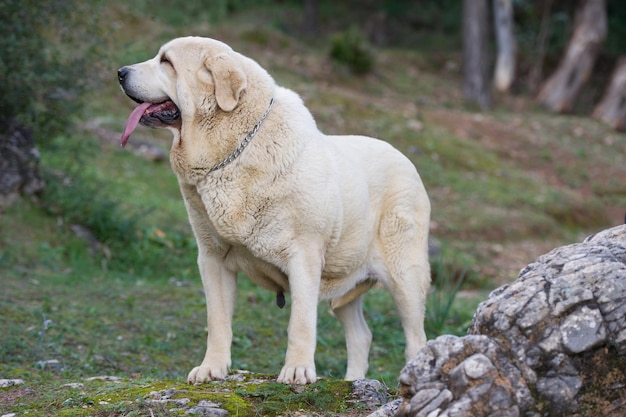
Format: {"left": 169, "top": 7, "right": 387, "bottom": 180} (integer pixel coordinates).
{"left": 118, "top": 37, "right": 431, "bottom": 385}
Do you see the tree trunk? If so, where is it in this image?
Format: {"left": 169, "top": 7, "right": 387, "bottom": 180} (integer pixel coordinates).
{"left": 463, "top": 0, "right": 491, "bottom": 110}
{"left": 303, "top": 0, "right": 319, "bottom": 35}
{"left": 592, "top": 56, "right": 626, "bottom": 131}
{"left": 537, "top": 0, "right": 607, "bottom": 113}
{"left": 527, "top": 0, "right": 553, "bottom": 93}
{"left": 493, "top": 0, "right": 516, "bottom": 92}
{"left": 365, "top": 11, "right": 388, "bottom": 47}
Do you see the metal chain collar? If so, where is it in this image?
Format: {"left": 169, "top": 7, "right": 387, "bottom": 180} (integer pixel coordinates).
{"left": 208, "top": 97, "right": 275, "bottom": 174}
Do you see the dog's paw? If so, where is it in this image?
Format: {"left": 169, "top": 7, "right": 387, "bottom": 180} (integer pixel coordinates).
{"left": 187, "top": 364, "right": 229, "bottom": 384}
{"left": 277, "top": 364, "right": 317, "bottom": 384}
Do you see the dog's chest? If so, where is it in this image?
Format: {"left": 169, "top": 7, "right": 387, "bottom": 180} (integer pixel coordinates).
{"left": 182, "top": 177, "right": 291, "bottom": 266}
{"left": 197, "top": 181, "right": 273, "bottom": 239}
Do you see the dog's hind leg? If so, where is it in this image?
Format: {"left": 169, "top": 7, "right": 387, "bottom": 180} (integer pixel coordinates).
{"left": 379, "top": 205, "right": 431, "bottom": 363}
{"left": 332, "top": 293, "right": 372, "bottom": 380}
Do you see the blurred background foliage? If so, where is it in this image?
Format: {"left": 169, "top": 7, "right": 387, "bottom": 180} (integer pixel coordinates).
{"left": 0, "top": 0, "right": 110, "bottom": 139}
{"left": 1, "top": 0, "right": 625, "bottom": 391}
{"left": 2, "top": 0, "right": 625, "bottom": 322}
{"left": 1, "top": 0, "right": 624, "bottom": 303}
{"left": 3, "top": 0, "right": 626, "bottom": 139}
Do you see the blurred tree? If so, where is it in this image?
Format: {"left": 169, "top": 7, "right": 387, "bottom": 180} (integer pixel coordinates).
{"left": 537, "top": 0, "right": 607, "bottom": 113}
{"left": 526, "top": 0, "right": 554, "bottom": 93}
{"left": 493, "top": 0, "right": 516, "bottom": 92}
{"left": 303, "top": 0, "right": 319, "bottom": 35}
{"left": 592, "top": 55, "right": 626, "bottom": 131}
{"left": 0, "top": 0, "right": 106, "bottom": 139}
{"left": 463, "top": 0, "right": 491, "bottom": 109}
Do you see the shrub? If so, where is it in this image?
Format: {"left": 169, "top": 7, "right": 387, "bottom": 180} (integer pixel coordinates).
{"left": 39, "top": 164, "right": 196, "bottom": 277}
{"left": 0, "top": 1, "right": 107, "bottom": 139}
{"left": 329, "top": 27, "right": 374, "bottom": 75}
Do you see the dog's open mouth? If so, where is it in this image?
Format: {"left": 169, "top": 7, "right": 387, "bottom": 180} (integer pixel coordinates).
{"left": 120, "top": 100, "right": 180, "bottom": 147}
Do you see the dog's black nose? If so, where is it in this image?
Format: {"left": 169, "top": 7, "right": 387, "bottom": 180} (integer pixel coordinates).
{"left": 118, "top": 66, "right": 130, "bottom": 83}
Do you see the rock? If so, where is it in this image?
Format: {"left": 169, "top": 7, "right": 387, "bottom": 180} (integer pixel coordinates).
{"left": 366, "top": 398, "right": 401, "bottom": 417}
{"left": 36, "top": 359, "right": 63, "bottom": 370}
{"left": 0, "top": 379, "right": 24, "bottom": 388}
{"left": 351, "top": 378, "right": 389, "bottom": 410}
{"left": 384, "top": 224, "right": 626, "bottom": 417}
{"left": 61, "top": 382, "right": 84, "bottom": 389}
{"left": 184, "top": 400, "right": 229, "bottom": 416}
{"left": 85, "top": 375, "right": 123, "bottom": 382}
{"left": 70, "top": 224, "right": 110, "bottom": 258}
{"left": 396, "top": 335, "right": 531, "bottom": 417}
{"left": 0, "top": 120, "right": 45, "bottom": 209}
{"left": 146, "top": 388, "right": 228, "bottom": 416}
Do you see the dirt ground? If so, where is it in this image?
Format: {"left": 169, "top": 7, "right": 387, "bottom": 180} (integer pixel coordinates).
{"left": 425, "top": 103, "right": 625, "bottom": 285}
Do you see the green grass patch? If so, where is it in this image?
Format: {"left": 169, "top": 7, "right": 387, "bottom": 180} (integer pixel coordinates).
{"left": 4, "top": 2, "right": 626, "bottom": 415}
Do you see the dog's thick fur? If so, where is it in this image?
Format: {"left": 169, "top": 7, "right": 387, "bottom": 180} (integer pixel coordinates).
{"left": 118, "top": 37, "right": 431, "bottom": 385}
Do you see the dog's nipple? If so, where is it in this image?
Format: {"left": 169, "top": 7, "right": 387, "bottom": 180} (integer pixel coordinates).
{"left": 276, "top": 291, "right": 285, "bottom": 309}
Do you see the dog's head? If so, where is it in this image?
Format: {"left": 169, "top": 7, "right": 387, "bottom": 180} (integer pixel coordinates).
{"left": 118, "top": 37, "right": 250, "bottom": 147}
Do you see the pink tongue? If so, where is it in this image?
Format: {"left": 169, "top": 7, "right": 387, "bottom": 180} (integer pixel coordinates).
{"left": 121, "top": 102, "right": 152, "bottom": 147}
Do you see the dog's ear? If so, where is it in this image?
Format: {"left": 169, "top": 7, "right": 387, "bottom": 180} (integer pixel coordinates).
{"left": 201, "top": 53, "right": 247, "bottom": 112}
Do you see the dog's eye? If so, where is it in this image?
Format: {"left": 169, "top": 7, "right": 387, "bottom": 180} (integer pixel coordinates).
{"left": 160, "top": 55, "right": 172, "bottom": 66}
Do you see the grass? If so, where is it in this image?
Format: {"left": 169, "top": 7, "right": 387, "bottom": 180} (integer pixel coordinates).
{"left": 0, "top": 231, "right": 472, "bottom": 382}
{"left": 2, "top": 1, "right": 626, "bottom": 415}
{"left": 0, "top": 130, "right": 477, "bottom": 414}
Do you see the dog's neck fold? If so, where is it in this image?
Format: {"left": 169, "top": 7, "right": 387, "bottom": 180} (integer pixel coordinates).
{"left": 174, "top": 95, "right": 275, "bottom": 180}
{"left": 206, "top": 97, "right": 274, "bottom": 174}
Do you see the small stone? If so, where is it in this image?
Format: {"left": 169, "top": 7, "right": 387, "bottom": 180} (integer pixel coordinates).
{"left": 185, "top": 402, "right": 229, "bottom": 417}
{"left": 85, "top": 375, "right": 123, "bottom": 382}
{"left": 0, "top": 379, "right": 24, "bottom": 388}
{"left": 463, "top": 354, "right": 495, "bottom": 379}
{"left": 197, "top": 400, "right": 222, "bottom": 408}
{"left": 351, "top": 378, "right": 388, "bottom": 409}
{"left": 37, "top": 359, "right": 62, "bottom": 370}
{"left": 61, "top": 382, "right": 84, "bottom": 389}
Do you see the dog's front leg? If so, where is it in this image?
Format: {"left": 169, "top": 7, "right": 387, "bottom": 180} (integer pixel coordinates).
{"left": 187, "top": 251, "right": 237, "bottom": 384}
{"left": 277, "top": 250, "right": 322, "bottom": 384}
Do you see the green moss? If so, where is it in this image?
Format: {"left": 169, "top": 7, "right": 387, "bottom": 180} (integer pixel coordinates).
{"left": 35, "top": 374, "right": 355, "bottom": 417}
{"left": 232, "top": 378, "right": 354, "bottom": 416}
